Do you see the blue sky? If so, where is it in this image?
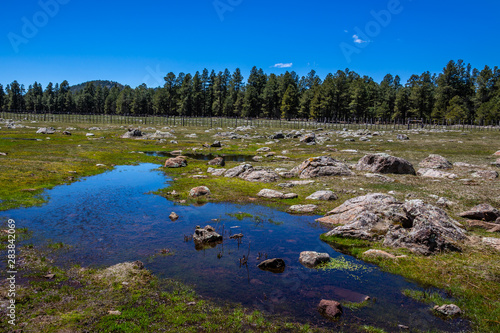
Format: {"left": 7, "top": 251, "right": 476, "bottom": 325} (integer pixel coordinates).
{"left": 1, "top": 0, "right": 499, "bottom": 88}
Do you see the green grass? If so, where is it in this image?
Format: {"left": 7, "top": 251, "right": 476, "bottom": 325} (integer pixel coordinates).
{"left": 401, "top": 289, "right": 448, "bottom": 305}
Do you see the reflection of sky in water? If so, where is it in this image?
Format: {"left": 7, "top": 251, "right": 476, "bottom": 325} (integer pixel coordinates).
{"left": 0, "top": 164, "right": 468, "bottom": 331}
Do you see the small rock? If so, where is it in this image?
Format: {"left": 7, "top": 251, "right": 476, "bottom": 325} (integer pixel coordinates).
{"left": 419, "top": 154, "right": 453, "bottom": 169}
{"left": 211, "top": 141, "right": 222, "bottom": 148}
{"left": 257, "top": 258, "right": 286, "bottom": 273}
{"left": 436, "top": 197, "right": 455, "bottom": 207}
{"left": 493, "top": 150, "right": 500, "bottom": 156}
{"left": 257, "top": 147, "right": 271, "bottom": 153}
{"left": 482, "top": 237, "right": 500, "bottom": 251}
{"left": 36, "top": 127, "right": 56, "bottom": 134}
{"left": 0, "top": 152, "right": 7, "bottom": 156}
{"left": 86, "top": 133, "right": 95, "bottom": 137}
{"left": 364, "top": 173, "right": 395, "bottom": 183}
{"left": 189, "top": 186, "right": 211, "bottom": 197}
{"left": 417, "top": 168, "right": 458, "bottom": 179}
{"left": 62, "top": 131, "right": 71, "bottom": 135}
{"left": 299, "top": 251, "right": 330, "bottom": 267}
{"left": 164, "top": 157, "right": 188, "bottom": 168}
{"left": 317, "top": 300, "right": 343, "bottom": 319}
{"left": 44, "top": 273, "right": 55, "bottom": 279}
{"left": 108, "top": 310, "right": 122, "bottom": 316}
{"left": 396, "top": 134, "right": 409, "bottom": 140}
{"left": 306, "top": 191, "right": 337, "bottom": 201}
{"left": 433, "top": 304, "right": 461, "bottom": 316}
{"left": 208, "top": 157, "right": 225, "bottom": 166}
{"left": 289, "top": 204, "right": 317, "bottom": 213}
{"left": 459, "top": 204, "right": 500, "bottom": 222}
{"left": 229, "top": 233, "right": 244, "bottom": 240}
{"left": 300, "top": 133, "right": 316, "bottom": 143}
{"left": 471, "top": 170, "right": 498, "bottom": 180}
{"left": 169, "top": 212, "right": 179, "bottom": 221}
{"left": 283, "top": 193, "right": 298, "bottom": 199}
{"left": 362, "top": 249, "right": 396, "bottom": 259}
{"left": 257, "top": 189, "right": 285, "bottom": 199}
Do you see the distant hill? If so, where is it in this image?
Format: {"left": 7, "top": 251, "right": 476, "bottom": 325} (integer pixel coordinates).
{"left": 70, "top": 80, "right": 124, "bottom": 93}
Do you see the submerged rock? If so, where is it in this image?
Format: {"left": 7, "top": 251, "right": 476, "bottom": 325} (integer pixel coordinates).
{"left": 317, "top": 300, "right": 343, "bottom": 320}
{"left": 257, "top": 258, "right": 286, "bottom": 273}
{"left": 356, "top": 153, "right": 416, "bottom": 175}
{"left": 291, "top": 156, "right": 353, "bottom": 179}
{"left": 419, "top": 154, "right": 453, "bottom": 169}
{"left": 299, "top": 251, "right": 330, "bottom": 267}
{"left": 169, "top": 212, "right": 179, "bottom": 221}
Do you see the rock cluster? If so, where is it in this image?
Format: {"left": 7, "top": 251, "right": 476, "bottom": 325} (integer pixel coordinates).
{"left": 318, "top": 193, "right": 466, "bottom": 255}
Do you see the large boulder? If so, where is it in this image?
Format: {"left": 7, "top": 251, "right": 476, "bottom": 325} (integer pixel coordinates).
{"left": 320, "top": 194, "right": 466, "bottom": 255}
{"left": 164, "top": 157, "right": 187, "bottom": 168}
{"left": 299, "top": 251, "right": 330, "bottom": 267}
{"left": 317, "top": 300, "right": 343, "bottom": 320}
{"left": 356, "top": 153, "right": 416, "bottom": 175}
{"left": 459, "top": 204, "right": 500, "bottom": 222}
{"left": 239, "top": 169, "right": 280, "bottom": 183}
{"left": 291, "top": 156, "right": 353, "bottom": 179}
{"left": 419, "top": 154, "right": 453, "bottom": 169}
{"left": 383, "top": 200, "right": 466, "bottom": 255}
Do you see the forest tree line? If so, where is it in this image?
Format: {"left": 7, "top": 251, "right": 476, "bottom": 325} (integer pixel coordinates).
{"left": 1, "top": 60, "right": 499, "bottom": 122}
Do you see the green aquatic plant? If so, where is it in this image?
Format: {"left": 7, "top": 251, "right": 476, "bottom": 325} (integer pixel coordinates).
{"left": 318, "top": 256, "right": 374, "bottom": 280}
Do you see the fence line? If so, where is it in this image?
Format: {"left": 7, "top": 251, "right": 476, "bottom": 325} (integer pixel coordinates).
{"left": 1, "top": 111, "right": 499, "bottom": 132}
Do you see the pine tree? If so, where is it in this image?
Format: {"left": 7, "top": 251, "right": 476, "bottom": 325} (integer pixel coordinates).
{"left": 281, "top": 84, "right": 299, "bottom": 120}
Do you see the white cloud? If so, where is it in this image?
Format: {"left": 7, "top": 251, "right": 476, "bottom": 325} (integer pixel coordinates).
{"left": 353, "top": 34, "right": 368, "bottom": 44}
{"left": 344, "top": 29, "right": 348, "bottom": 33}
{"left": 272, "top": 63, "right": 293, "bottom": 68}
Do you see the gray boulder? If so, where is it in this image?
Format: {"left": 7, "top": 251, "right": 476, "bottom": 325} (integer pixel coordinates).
{"left": 356, "top": 153, "right": 416, "bottom": 175}
{"left": 224, "top": 164, "right": 253, "bottom": 178}
{"left": 299, "top": 251, "right": 330, "bottom": 267}
{"left": 239, "top": 169, "right": 280, "bottom": 183}
{"left": 306, "top": 191, "right": 338, "bottom": 201}
{"left": 121, "top": 129, "right": 142, "bottom": 138}
{"left": 289, "top": 204, "right": 317, "bottom": 213}
{"left": 257, "top": 189, "right": 286, "bottom": 199}
{"left": 292, "top": 156, "right": 353, "bottom": 179}
{"left": 36, "top": 127, "right": 56, "bottom": 134}
{"left": 471, "top": 170, "right": 499, "bottom": 180}
{"left": 419, "top": 154, "right": 453, "bottom": 169}
{"left": 417, "top": 168, "right": 458, "bottom": 179}
{"left": 320, "top": 194, "right": 466, "bottom": 255}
